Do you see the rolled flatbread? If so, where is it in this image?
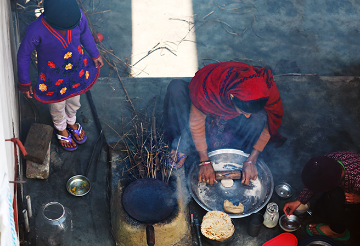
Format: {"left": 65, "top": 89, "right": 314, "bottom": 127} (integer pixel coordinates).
{"left": 223, "top": 199, "right": 244, "bottom": 214}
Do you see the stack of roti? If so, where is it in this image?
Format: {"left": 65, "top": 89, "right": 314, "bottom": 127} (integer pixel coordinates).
{"left": 200, "top": 211, "right": 235, "bottom": 241}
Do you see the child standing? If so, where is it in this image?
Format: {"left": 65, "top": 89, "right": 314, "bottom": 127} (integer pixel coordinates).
{"left": 17, "top": 0, "right": 104, "bottom": 151}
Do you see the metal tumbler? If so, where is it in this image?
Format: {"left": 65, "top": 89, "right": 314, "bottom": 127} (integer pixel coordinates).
{"left": 247, "top": 213, "right": 264, "bottom": 237}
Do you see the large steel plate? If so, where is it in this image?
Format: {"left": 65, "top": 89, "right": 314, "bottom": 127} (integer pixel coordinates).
{"left": 188, "top": 149, "right": 273, "bottom": 218}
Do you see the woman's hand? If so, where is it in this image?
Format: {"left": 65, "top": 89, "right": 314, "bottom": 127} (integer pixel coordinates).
{"left": 23, "top": 86, "right": 33, "bottom": 99}
{"left": 241, "top": 149, "right": 260, "bottom": 185}
{"left": 198, "top": 164, "right": 216, "bottom": 185}
{"left": 197, "top": 150, "right": 216, "bottom": 185}
{"left": 283, "top": 200, "right": 301, "bottom": 215}
{"left": 345, "top": 192, "right": 360, "bottom": 203}
{"left": 241, "top": 161, "right": 258, "bottom": 185}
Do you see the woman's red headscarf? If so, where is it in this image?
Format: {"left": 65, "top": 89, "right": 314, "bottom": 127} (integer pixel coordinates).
{"left": 189, "top": 61, "right": 283, "bottom": 136}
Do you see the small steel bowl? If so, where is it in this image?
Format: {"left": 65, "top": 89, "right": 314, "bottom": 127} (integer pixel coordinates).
{"left": 275, "top": 182, "right": 293, "bottom": 198}
{"left": 279, "top": 214, "right": 301, "bottom": 232}
{"left": 66, "top": 175, "right": 91, "bottom": 196}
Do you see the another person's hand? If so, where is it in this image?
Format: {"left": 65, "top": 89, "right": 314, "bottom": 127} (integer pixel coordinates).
{"left": 345, "top": 192, "right": 360, "bottom": 203}
{"left": 198, "top": 164, "right": 216, "bottom": 185}
{"left": 93, "top": 56, "right": 104, "bottom": 68}
{"left": 283, "top": 200, "right": 301, "bottom": 216}
{"left": 23, "top": 86, "right": 33, "bottom": 98}
{"left": 241, "top": 160, "right": 258, "bottom": 185}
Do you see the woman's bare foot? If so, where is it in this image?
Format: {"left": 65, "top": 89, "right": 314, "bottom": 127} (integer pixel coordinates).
{"left": 170, "top": 149, "right": 187, "bottom": 168}
{"left": 57, "top": 129, "right": 77, "bottom": 148}
{"left": 308, "top": 224, "right": 346, "bottom": 238}
{"left": 67, "top": 123, "right": 85, "bottom": 142}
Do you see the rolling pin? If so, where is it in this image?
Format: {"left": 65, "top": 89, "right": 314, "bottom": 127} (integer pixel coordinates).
{"left": 215, "top": 170, "right": 242, "bottom": 180}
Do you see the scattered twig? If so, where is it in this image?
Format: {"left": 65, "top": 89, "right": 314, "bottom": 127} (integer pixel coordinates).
{"left": 251, "top": 15, "right": 263, "bottom": 39}
{"left": 203, "top": 11, "right": 214, "bottom": 20}
{"left": 16, "top": 3, "right": 26, "bottom": 9}
{"left": 216, "top": 19, "right": 241, "bottom": 36}
{"left": 217, "top": 5, "right": 254, "bottom": 15}
{"left": 112, "top": 62, "right": 136, "bottom": 113}
{"left": 275, "top": 73, "right": 318, "bottom": 76}
{"left": 166, "top": 137, "right": 181, "bottom": 184}
{"left": 132, "top": 46, "right": 177, "bottom": 67}
{"left": 169, "top": 18, "right": 194, "bottom": 25}
{"left": 202, "top": 58, "right": 221, "bottom": 63}
{"left": 87, "top": 10, "right": 110, "bottom": 15}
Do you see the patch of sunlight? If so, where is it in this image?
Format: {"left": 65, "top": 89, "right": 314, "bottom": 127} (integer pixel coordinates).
{"left": 131, "top": 0, "right": 198, "bottom": 77}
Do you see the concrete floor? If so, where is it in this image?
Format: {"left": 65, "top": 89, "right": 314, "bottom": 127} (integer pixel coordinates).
{"left": 14, "top": 0, "right": 360, "bottom": 245}
{"left": 19, "top": 76, "right": 360, "bottom": 246}
{"left": 82, "top": 0, "right": 360, "bottom": 77}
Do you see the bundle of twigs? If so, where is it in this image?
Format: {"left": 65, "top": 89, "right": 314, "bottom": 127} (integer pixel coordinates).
{"left": 78, "top": 0, "right": 175, "bottom": 182}
{"left": 118, "top": 99, "right": 174, "bottom": 183}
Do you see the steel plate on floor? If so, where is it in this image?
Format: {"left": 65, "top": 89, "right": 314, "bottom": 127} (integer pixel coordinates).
{"left": 187, "top": 149, "right": 274, "bottom": 218}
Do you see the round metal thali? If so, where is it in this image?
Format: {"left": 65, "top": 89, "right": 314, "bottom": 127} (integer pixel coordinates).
{"left": 187, "top": 149, "right": 274, "bottom": 218}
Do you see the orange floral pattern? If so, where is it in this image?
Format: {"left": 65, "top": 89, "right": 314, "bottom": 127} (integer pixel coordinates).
{"left": 65, "top": 63, "right": 73, "bottom": 70}
{"left": 84, "top": 58, "right": 87, "bottom": 67}
{"left": 48, "top": 61, "right": 55, "bottom": 68}
{"left": 55, "top": 79, "right": 63, "bottom": 85}
{"left": 72, "top": 83, "right": 80, "bottom": 89}
{"left": 39, "top": 83, "right": 47, "bottom": 92}
{"left": 64, "top": 52, "right": 72, "bottom": 59}
{"left": 46, "top": 92, "right": 54, "bottom": 96}
{"left": 79, "top": 69, "right": 84, "bottom": 77}
{"left": 85, "top": 71, "right": 89, "bottom": 79}
{"left": 40, "top": 73, "right": 46, "bottom": 81}
{"left": 78, "top": 45, "right": 83, "bottom": 55}
{"left": 60, "top": 87, "right": 67, "bottom": 95}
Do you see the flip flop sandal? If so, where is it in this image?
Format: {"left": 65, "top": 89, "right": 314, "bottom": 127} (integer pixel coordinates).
{"left": 306, "top": 223, "right": 350, "bottom": 241}
{"left": 54, "top": 130, "right": 78, "bottom": 152}
{"left": 170, "top": 152, "right": 187, "bottom": 169}
{"left": 177, "top": 152, "right": 187, "bottom": 163}
{"left": 67, "top": 123, "right": 87, "bottom": 144}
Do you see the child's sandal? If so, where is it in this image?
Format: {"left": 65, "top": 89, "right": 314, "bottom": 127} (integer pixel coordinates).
{"left": 54, "top": 130, "right": 78, "bottom": 151}
{"left": 67, "top": 123, "right": 87, "bottom": 144}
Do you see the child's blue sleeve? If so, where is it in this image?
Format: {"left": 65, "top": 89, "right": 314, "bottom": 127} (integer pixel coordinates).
{"left": 17, "top": 23, "right": 40, "bottom": 92}
{"left": 79, "top": 10, "right": 100, "bottom": 59}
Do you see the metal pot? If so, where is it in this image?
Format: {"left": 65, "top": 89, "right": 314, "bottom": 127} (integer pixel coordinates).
{"left": 299, "top": 235, "right": 344, "bottom": 246}
{"left": 122, "top": 178, "right": 177, "bottom": 246}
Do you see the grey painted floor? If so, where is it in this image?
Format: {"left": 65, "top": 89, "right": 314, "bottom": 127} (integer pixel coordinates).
{"left": 14, "top": 0, "right": 360, "bottom": 245}
{"left": 82, "top": 0, "right": 360, "bottom": 76}
{"left": 17, "top": 0, "right": 360, "bottom": 77}
{"left": 19, "top": 76, "right": 360, "bottom": 245}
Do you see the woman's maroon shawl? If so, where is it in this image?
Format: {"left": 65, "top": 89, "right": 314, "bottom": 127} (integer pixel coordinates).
{"left": 189, "top": 61, "right": 283, "bottom": 136}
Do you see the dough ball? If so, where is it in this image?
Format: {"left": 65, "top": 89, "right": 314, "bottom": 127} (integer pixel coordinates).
{"left": 223, "top": 199, "right": 244, "bottom": 214}
{"left": 201, "top": 211, "right": 235, "bottom": 241}
{"left": 221, "top": 179, "right": 234, "bottom": 188}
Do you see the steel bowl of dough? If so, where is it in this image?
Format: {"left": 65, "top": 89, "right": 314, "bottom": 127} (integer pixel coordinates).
{"left": 279, "top": 214, "right": 301, "bottom": 232}
{"left": 187, "top": 149, "right": 274, "bottom": 218}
